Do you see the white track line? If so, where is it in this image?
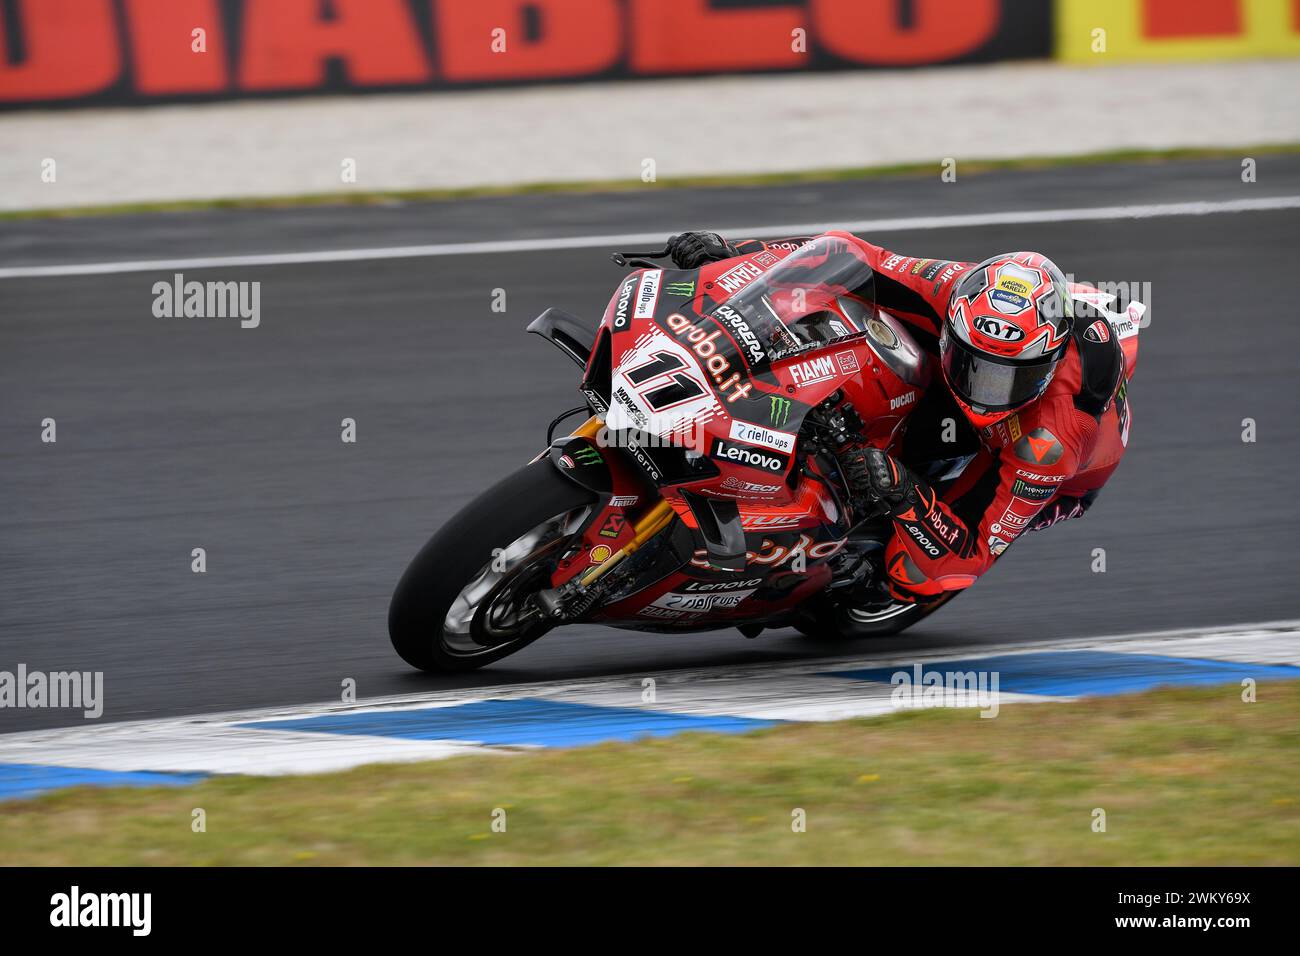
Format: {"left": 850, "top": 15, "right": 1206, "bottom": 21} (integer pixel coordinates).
{"left": 2, "top": 195, "right": 1298, "bottom": 280}
{"left": 3, "top": 617, "right": 1296, "bottom": 741}
{"left": 0, "top": 618, "right": 1295, "bottom": 779}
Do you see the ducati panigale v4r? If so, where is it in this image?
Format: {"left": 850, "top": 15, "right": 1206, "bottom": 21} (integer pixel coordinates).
{"left": 389, "top": 234, "right": 1142, "bottom": 672}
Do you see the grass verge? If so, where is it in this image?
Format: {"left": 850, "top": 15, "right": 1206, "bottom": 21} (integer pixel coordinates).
{"left": 4, "top": 144, "right": 1299, "bottom": 222}
{"left": 2, "top": 681, "right": 1297, "bottom": 865}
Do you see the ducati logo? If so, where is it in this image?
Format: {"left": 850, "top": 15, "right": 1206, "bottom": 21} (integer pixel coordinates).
{"left": 1084, "top": 319, "right": 1111, "bottom": 343}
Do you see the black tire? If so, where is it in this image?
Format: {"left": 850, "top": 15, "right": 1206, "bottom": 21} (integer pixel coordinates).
{"left": 388, "top": 458, "right": 596, "bottom": 672}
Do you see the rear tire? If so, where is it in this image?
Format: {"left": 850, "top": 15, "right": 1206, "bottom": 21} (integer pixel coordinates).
{"left": 388, "top": 458, "right": 596, "bottom": 672}
{"left": 797, "top": 590, "right": 957, "bottom": 640}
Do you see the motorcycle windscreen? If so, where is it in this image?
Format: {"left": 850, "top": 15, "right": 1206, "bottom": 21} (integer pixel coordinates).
{"left": 705, "top": 236, "right": 878, "bottom": 370}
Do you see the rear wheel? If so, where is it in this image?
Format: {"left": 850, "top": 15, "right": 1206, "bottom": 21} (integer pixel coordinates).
{"left": 797, "top": 589, "right": 957, "bottom": 639}
{"left": 388, "top": 459, "right": 596, "bottom": 672}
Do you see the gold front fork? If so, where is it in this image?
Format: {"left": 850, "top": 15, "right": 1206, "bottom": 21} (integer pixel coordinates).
{"left": 571, "top": 416, "right": 604, "bottom": 440}
{"left": 562, "top": 415, "right": 678, "bottom": 586}
{"left": 579, "top": 499, "right": 676, "bottom": 588}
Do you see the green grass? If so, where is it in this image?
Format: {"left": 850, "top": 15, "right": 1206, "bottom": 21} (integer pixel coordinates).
{"left": 2, "top": 681, "right": 1297, "bottom": 865}
{"left": 4, "top": 143, "right": 1299, "bottom": 222}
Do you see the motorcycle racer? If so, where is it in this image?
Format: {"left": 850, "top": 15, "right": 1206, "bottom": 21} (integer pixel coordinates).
{"left": 664, "top": 231, "right": 1133, "bottom": 605}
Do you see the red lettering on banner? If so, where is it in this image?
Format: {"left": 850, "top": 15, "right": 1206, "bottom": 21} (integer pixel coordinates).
{"left": 1142, "top": 0, "right": 1241, "bottom": 39}
{"left": 0, "top": 0, "right": 119, "bottom": 101}
{"left": 239, "top": 0, "right": 431, "bottom": 91}
{"left": 436, "top": 0, "right": 621, "bottom": 81}
{"left": 812, "top": 0, "right": 998, "bottom": 65}
{"left": 125, "top": 0, "right": 228, "bottom": 94}
{"left": 630, "top": 0, "right": 804, "bottom": 73}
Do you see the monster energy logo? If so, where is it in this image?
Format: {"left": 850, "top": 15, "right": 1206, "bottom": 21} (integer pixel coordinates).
{"left": 665, "top": 281, "right": 695, "bottom": 296}
{"left": 574, "top": 445, "right": 602, "bottom": 465}
{"left": 768, "top": 396, "right": 792, "bottom": 426}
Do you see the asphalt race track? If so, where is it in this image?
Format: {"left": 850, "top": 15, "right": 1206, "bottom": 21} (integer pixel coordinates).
{"left": 2, "top": 156, "right": 1298, "bottom": 731}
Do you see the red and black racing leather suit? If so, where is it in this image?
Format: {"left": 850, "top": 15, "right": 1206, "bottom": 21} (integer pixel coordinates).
{"left": 723, "top": 234, "right": 1132, "bottom": 602}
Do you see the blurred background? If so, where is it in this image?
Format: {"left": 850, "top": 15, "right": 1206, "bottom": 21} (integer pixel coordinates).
{"left": 1, "top": 1, "right": 1298, "bottom": 733}
{"left": 3, "top": 0, "right": 1300, "bottom": 207}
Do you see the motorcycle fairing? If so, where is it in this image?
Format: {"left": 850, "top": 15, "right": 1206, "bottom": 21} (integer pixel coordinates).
{"left": 543, "top": 234, "right": 933, "bottom": 629}
{"left": 590, "top": 524, "right": 849, "bottom": 630}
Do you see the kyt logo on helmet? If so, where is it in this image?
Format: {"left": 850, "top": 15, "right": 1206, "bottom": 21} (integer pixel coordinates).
{"left": 940, "top": 252, "right": 1074, "bottom": 430}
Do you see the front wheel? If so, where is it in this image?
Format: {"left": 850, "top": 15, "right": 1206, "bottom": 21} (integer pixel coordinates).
{"left": 388, "top": 458, "right": 596, "bottom": 672}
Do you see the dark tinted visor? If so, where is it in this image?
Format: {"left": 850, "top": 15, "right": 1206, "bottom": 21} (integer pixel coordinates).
{"left": 941, "top": 332, "right": 1057, "bottom": 411}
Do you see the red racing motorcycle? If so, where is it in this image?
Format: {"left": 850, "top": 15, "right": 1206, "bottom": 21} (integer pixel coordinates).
{"left": 391, "top": 235, "right": 1017, "bottom": 670}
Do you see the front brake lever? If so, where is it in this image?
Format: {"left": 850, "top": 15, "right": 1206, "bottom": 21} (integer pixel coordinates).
{"left": 610, "top": 247, "right": 670, "bottom": 269}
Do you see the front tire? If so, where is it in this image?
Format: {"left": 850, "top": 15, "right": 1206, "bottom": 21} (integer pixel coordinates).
{"left": 389, "top": 458, "right": 596, "bottom": 672}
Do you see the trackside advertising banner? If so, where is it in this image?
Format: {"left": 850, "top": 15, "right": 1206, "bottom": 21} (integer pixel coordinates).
{"left": 0, "top": 0, "right": 1051, "bottom": 110}
{"left": 1056, "top": 0, "right": 1300, "bottom": 63}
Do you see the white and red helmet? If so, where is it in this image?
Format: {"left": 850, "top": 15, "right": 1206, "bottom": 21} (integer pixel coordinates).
{"left": 940, "top": 252, "right": 1073, "bottom": 429}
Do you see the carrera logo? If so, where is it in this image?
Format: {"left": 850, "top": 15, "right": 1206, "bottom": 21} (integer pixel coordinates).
{"left": 711, "top": 439, "right": 787, "bottom": 473}
{"left": 715, "top": 262, "right": 764, "bottom": 295}
{"left": 712, "top": 303, "right": 765, "bottom": 367}
{"left": 973, "top": 315, "right": 1025, "bottom": 341}
{"left": 729, "top": 419, "right": 796, "bottom": 454}
{"left": 633, "top": 270, "right": 662, "bottom": 320}
{"left": 789, "top": 355, "right": 837, "bottom": 388}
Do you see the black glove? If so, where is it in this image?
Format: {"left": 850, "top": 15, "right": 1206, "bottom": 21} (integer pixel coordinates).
{"left": 838, "top": 447, "right": 924, "bottom": 514}
{"left": 666, "top": 231, "right": 738, "bottom": 269}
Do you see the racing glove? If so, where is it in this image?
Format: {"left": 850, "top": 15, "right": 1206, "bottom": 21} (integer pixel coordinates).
{"left": 666, "top": 231, "right": 738, "bottom": 269}
{"left": 837, "top": 447, "right": 928, "bottom": 516}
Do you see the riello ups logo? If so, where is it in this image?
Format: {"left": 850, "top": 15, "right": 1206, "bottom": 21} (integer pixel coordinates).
{"left": 0, "top": 1, "right": 1051, "bottom": 109}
